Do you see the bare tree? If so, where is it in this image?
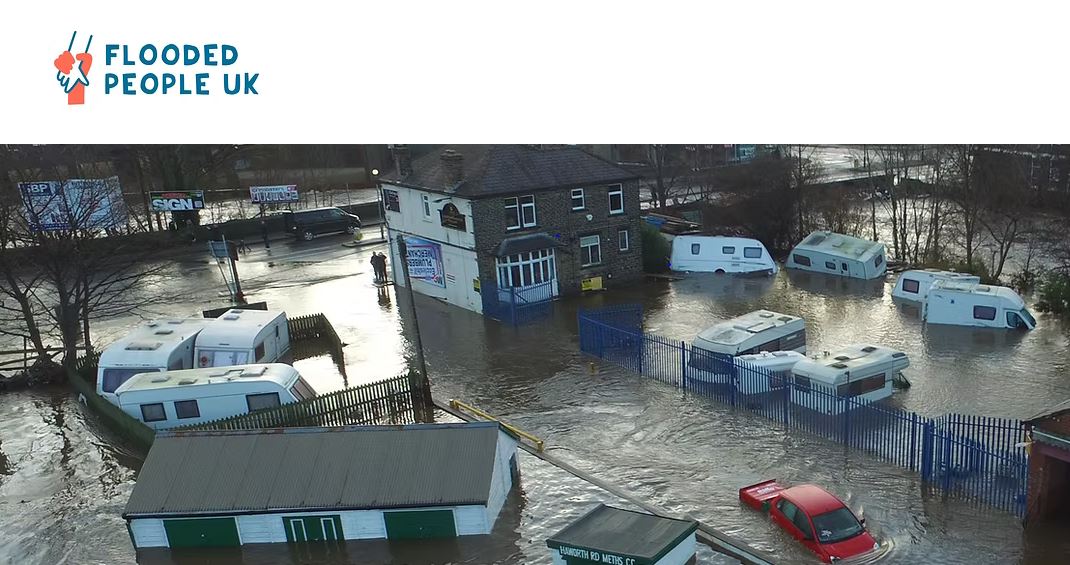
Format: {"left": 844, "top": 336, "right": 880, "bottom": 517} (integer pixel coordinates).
{"left": 645, "top": 145, "right": 689, "bottom": 210}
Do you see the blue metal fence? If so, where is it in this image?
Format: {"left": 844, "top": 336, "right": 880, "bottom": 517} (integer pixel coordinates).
{"left": 578, "top": 305, "right": 1029, "bottom": 518}
{"left": 481, "top": 280, "right": 555, "bottom": 325}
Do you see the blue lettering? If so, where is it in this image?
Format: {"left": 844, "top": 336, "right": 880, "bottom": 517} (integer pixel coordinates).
{"left": 105, "top": 44, "right": 119, "bottom": 66}
{"left": 183, "top": 44, "right": 200, "bottom": 65}
{"left": 139, "top": 44, "right": 157, "bottom": 65}
{"left": 243, "top": 73, "right": 259, "bottom": 94}
{"left": 196, "top": 73, "right": 209, "bottom": 95}
{"left": 122, "top": 45, "right": 135, "bottom": 65}
{"left": 104, "top": 73, "right": 118, "bottom": 94}
{"left": 204, "top": 44, "right": 218, "bottom": 66}
{"left": 224, "top": 73, "right": 240, "bottom": 94}
{"left": 161, "top": 44, "right": 180, "bottom": 65}
{"left": 122, "top": 73, "right": 136, "bottom": 95}
{"left": 221, "top": 44, "right": 238, "bottom": 65}
{"left": 162, "top": 74, "right": 176, "bottom": 93}
{"left": 180, "top": 74, "right": 192, "bottom": 95}
{"left": 141, "top": 74, "right": 158, "bottom": 94}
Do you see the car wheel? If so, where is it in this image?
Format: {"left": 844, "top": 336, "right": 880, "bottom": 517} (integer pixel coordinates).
{"left": 714, "top": 268, "right": 726, "bottom": 275}
{"left": 302, "top": 230, "right": 315, "bottom": 241}
{"left": 345, "top": 225, "right": 357, "bottom": 234}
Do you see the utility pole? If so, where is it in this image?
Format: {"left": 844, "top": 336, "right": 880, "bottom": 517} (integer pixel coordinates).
{"left": 395, "top": 235, "right": 432, "bottom": 421}
{"left": 220, "top": 234, "right": 246, "bottom": 305}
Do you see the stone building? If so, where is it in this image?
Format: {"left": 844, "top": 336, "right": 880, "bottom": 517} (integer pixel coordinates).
{"left": 379, "top": 145, "right": 642, "bottom": 316}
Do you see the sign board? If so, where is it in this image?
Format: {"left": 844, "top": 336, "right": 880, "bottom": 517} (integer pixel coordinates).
{"left": 473, "top": 278, "right": 481, "bottom": 293}
{"left": 554, "top": 546, "right": 639, "bottom": 565}
{"left": 18, "top": 177, "right": 126, "bottom": 232}
{"left": 439, "top": 202, "right": 467, "bottom": 231}
{"left": 383, "top": 189, "right": 400, "bottom": 212}
{"left": 250, "top": 184, "right": 299, "bottom": 204}
{"left": 151, "top": 190, "right": 205, "bottom": 212}
{"left": 207, "top": 240, "right": 236, "bottom": 259}
{"left": 581, "top": 276, "right": 604, "bottom": 291}
{"left": 404, "top": 236, "right": 445, "bottom": 287}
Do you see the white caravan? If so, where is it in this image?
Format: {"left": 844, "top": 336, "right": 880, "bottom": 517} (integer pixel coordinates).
{"left": 924, "top": 280, "right": 1036, "bottom": 330}
{"left": 687, "top": 310, "right": 806, "bottom": 384}
{"left": 96, "top": 318, "right": 208, "bottom": 405}
{"left": 786, "top": 231, "right": 887, "bottom": 280}
{"left": 114, "top": 363, "right": 317, "bottom": 430}
{"left": 790, "top": 344, "right": 910, "bottom": 415}
{"left": 195, "top": 309, "right": 291, "bottom": 368}
{"left": 892, "top": 269, "right": 981, "bottom": 303}
{"left": 670, "top": 236, "right": 778, "bottom": 275}
{"left": 734, "top": 350, "right": 807, "bottom": 395}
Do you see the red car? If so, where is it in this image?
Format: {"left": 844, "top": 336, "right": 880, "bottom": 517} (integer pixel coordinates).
{"left": 740, "top": 480, "right": 878, "bottom": 562}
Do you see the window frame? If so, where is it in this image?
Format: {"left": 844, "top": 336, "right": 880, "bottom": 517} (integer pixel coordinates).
{"left": 519, "top": 195, "right": 536, "bottom": 227}
{"left": 902, "top": 278, "right": 920, "bottom": 294}
{"left": 874, "top": 254, "right": 884, "bottom": 268}
{"left": 246, "top": 392, "right": 282, "bottom": 412}
{"left": 571, "top": 188, "right": 585, "bottom": 211}
{"left": 421, "top": 194, "right": 432, "bottom": 220}
{"left": 608, "top": 184, "right": 625, "bottom": 215}
{"left": 838, "top": 374, "right": 887, "bottom": 397}
{"left": 496, "top": 250, "right": 556, "bottom": 288}
{"left": 743, "top": 247, "right": 762, "bottom": 259}
{"left": 825, "top": 260, "right": 837, "bottom": 270}
{"left": 973, "top": 305, "right": 997, "bottom": 321}
{"left": 722, "top": 246, "right": 736, "bottom": 255}
{"left": 140, "top": 403, "right": 167, "bottom": 422}
{"left": 691, "top": 243, "right": 701, "bottom": 255}
{"left": 618, "top": 228, "right": 630, "bottom": 252}
{"left": 793, "top": 253, "right": 812, "bottom": 267}
{"left": 580, "top": 235, "right": 602, "bottom": 267}
{"left": 174, "top": 399, "right": 200, "bottom": 419}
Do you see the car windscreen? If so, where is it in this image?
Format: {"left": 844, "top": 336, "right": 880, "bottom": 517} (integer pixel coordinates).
{"left": 811, "top": 507, "right": 864, "bottom": 544}
{"left": 1020, "top": 308, "right": 1036, "bottom": 328}
{"left": 102, "top": 367, "right": 160, "bottom": 393}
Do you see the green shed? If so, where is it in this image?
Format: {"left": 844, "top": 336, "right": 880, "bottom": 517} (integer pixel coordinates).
{"left": 546, "top": 504, "right": 698, "bottom": 565}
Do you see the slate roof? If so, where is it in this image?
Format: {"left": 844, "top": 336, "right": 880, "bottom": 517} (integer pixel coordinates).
{"left": 491, "top": 232, "right": 564, "bottom": 257}
{"left": 124, "top": 422, "right": 505, "bottom": 517}
{"left": 381, "top": 145, "right": 638, "bottom": 198}
{"left": 546, "top": 504, "right": 698, "bottom": 563}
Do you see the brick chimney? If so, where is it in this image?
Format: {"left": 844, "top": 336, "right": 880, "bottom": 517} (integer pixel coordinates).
{"left": 393, "top": 145, "right": 412, "bottom": 177}
{"left": 440, "top": 149, "right": 464, "bottom": 187}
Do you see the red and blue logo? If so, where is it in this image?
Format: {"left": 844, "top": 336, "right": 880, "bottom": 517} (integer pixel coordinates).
{"left": 55, "top": 31, "right": 93, "bottom": 105}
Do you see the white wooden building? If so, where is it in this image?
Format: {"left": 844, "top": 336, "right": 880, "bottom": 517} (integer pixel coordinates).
{"left": 123, "top": 422, "right": 519, "bottom": 548}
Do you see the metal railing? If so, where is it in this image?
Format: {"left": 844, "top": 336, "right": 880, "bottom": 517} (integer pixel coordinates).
{"left": 449, "top": 399, "right": 545, "bottom": 452}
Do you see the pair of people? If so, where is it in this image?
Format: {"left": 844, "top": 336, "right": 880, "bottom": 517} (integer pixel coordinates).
{"left": 370, "top": 252, "right": 389, "bottom": 283}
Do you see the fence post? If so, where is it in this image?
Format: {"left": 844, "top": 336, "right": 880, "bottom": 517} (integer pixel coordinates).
{"left": 680, "top": 341, "right": 687, "bottom": 391}
{"left": 909, "top": 412, "right": 918, "bottom": 472}
{"left": 921, "top": 419, "right": 934, "bottom": 482}
{"left": 842, "top": 397, "right": 851, "bottom": 446}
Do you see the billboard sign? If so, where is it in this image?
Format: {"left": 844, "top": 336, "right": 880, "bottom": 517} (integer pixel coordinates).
{"left": 404, "top": 236, "right": 445, "bottom": 287}
{"left": 18, "top": 176, "right": 126, "bottom": 232}
{"left": 250, "top": 184, "right": 299, "bottom": 204}
{"left": 150, "top": 190, "right": 205, "bottom": 212}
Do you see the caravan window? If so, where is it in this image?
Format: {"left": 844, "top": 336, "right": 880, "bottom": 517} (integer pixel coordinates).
{"left": 174, "top": 400, "right": 200, "bottom": 419}
{"left": 722, "top": 246, "right": 736, "bottom": 255}
{"left": 902, "top": 278, "right": 920, "bottom": 293}
{"left": 290, "top": 377, "right": 317, "bottom": 401}
{"left": 793, "top": 254, "right": 811, "bottom": 267}
{"left": 691, "top": 243, "right": 701, "bottom": 255}
{"left": 973, "top": 305, "right": 997, "bottom": 321}
{"left": 140, "top": 403, "right": 166, "bottom": 422}
{"left": 202, "top": 350, "right": 250, "bottom": 367}
{"left": 247, "top": 392, "right": 281, "bottom": 412}
{"left": 168, "top": 356, "right": 184, "bottom": 370}
{"left": 825, "top": 261, "right": 836, "bottom": 270}
{"left": 102, "top": 368, "right": 157, "bottom": 393}
{"left": 743, "top": 247, "right": 762, "bottom": 258}
{"left": 838, "top": 374, "right": 886, "bottom": 397}
{"left": 874, "top": 254, "right": 884, "bottom": 268}
{"left": 688, "top": 348, "right": 732, "bottom": 372}
{"left": 254, "top": 342, "right": 266, "bottom": 361}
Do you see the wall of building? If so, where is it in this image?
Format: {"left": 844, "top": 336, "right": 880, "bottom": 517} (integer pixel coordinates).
{"left": 654, "top": 532, "right": 698, "bottom": 565}
{"left": 470, "top": 179, "right": 643, "bottom": 296}
{"left": 485, "top": 430, "right": 520, "bottom": 528}
{"left": 130, "top": 518, "right": 168, "bottom": 548}
{"left": 1027, "top": 413, "right": 1070, "bottom": 521}
{"left": 387, "top": 228, "right": 483, "bottom": 314}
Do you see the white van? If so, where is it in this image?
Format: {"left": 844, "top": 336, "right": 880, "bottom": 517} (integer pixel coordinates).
{"left": 786, "top": 231, "right": 886, "bottom": 280}
{"left": 687, "top": 310, "right": 806, "bottom": 384}
{"left": 892, "top": 269, "right": 980, "bottom": 303}
{"left": 791, "top": 344, "right": 910, "bottom": 415}
{"left": 734, "top": 350, "right": 807, "bottom": 395}
{"left": 924, "top": 280, "right": 1036, "bottom": 330}
{"left": 195, "top": 309, "right": 291, "bottom": 368}
{"left": 670, "top": 236, "right": 778, "bottom": 275}
{"left": 96, "top": 319, "right": 208, "bottom": 405}
{"left": 114, "top": 363, "right": 317, "bottom": 430}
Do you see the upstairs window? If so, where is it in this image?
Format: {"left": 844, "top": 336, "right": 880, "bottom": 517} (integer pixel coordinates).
{"left": 505, "top": 195, "right": 536, "bottom": 230}
{"left": 421, "top": 194, "right": 432, "bottom": 219}
{"left": 571, "top": 188, "right": 585, "bottom": 210}
{"left": 608, "top": 185, "right": 624, "bottom": 214}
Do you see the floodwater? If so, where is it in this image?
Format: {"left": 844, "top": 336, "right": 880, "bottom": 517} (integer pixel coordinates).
{"left": 2, "top": 233, "right": 1069, "bottom": 564}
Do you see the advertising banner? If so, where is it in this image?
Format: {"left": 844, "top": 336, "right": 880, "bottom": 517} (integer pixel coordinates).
{"left": 150, "top": 190, "right": 205, "bottom": 212}
{"left": 404, "top": 236, "right": 445, "bottom": 288}
{"left": 18, "top": 176, "right": 126, "bottom": 232}
{"left": 250, "top": 184, "right": 300, "bottom": 204}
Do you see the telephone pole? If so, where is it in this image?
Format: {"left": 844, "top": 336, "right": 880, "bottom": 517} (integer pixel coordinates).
{"left": 395, "top": 235, "right": 432, "bottom": 421}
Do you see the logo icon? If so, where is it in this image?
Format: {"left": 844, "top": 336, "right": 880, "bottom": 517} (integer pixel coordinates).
{"left": 55, "top": 31, "right": 93, "bottom": 105}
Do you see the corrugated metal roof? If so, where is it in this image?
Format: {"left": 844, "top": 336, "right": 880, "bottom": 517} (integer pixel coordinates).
{"left": 546, "top": 504, "right": 698, "bottom": 562}
{"left": 124, "top": 422, "right": 503, "bottom": 517}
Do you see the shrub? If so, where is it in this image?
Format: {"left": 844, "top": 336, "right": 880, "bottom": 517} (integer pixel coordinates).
{"left": 1037, "top": 272, "right": 1070, "bottom": 315}
{"left": 919, "top": 258, "right": 999, "bottom": 285}
{"left": 640, "top": 222, "right": 671, "bottom": 273}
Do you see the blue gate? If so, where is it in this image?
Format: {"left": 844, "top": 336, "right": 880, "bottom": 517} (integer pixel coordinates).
{"left": 481, "top": 280, "right": 555, "bottom": 325}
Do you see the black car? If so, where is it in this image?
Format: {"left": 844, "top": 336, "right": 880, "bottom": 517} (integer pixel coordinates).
{"left": 282, "top": 207, "right": 362, "bottom": 241}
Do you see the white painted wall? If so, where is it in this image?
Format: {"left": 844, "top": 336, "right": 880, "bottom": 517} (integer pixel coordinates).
{"left": 484, "top": 430, "right": 520, "bottom": 528}
{"left": 130, "top": 518, "right": 168, "bottom": 548}
{"left": 236, "top": 514, "right": 286, "bottom": 544}
{"left": 382, "top": 183, "right": 475, "bottom": 250}
{"left": 453, "top": 506, "right": 489, "bottom": 535}
{"left": 341, "top": 509, "right": 388, "bottom": 539}
{"left": 654, "top": 532, "right": 697, "bottom": 565}
{"left": 388, "top": 228, "right": 483, "bottom": 314}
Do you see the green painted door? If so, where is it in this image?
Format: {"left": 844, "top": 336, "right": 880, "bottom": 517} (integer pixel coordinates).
{"left": 383, "top": 510, "right": 456, "bottom": 539}
{"left": 283, "top": 516, "right": 344, "bottom": 543}
{"left": 163, "top": 518, "right": 240, "bottom": 548}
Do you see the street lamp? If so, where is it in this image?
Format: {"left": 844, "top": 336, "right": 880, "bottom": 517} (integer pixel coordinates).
{"left": 372, "top": 169, "right": 385, "bottom": 241}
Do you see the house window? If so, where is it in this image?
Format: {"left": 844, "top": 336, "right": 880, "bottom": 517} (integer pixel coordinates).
{"left": 421, "top": 194, "right": 432, "bottom": 219}
{"left": 691, "top": 243, "right": 701, "bottom": 255}
{"left": 618, "top": 229, "right": 630, "bottom": 252}
{"left": 825, "top": 261, "right": 837, "bottom": 270}
{"left": 140, "top": 403, "right": 166, "bottom": 422}
{"left": 174, "top": 400, "right": 200, "bottom": 419}
{"left": 973, "top": 305, "right": 997, "bottom": 321}
{"left": 722, "top": 246, "right": 736, "bottom": 255}
{"left": 902, "top": 278, "right": 920, "bottom": 293}
{"left": 571, "top": 188, "right": 585, "bottom": 210}
{"left": 744, "top": 247, "right": 762, "bottom": 259}
{"left": 608, "top": 184, "right": 624, "bottom": 214}
{"left": 505, "top": 195, "right": 536, "bottom": 230}
{"left": 496, "top": 250, "right": 556, "bottom": 288}
{"left": 246, "top": 392, "right": 281, "bottom": 412}
{"left": 580, "top": 235, "right": 601, "bottom": 266}
{"left": 793, "top": 254, "right": 812, "bottom": 267}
